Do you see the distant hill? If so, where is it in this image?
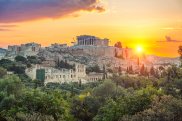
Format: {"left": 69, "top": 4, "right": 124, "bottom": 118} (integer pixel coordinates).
{"left": 146, "top": 55, "right": 180, "bottom": 66}
{"left": 147, "top": 55, "right": 179, "bottom": 60}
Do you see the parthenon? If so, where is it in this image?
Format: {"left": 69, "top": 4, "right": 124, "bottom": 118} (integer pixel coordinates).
{"left": 77, "top": 35, "right": 109, "bottom": 46}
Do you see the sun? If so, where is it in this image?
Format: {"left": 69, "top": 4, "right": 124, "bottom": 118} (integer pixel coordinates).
{"left": 136, "top": 46, "right": 143, "bottom": 53}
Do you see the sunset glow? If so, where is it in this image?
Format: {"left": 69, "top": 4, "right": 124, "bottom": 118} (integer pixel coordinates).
{"left": 0, "top": 1, "right": 182, "bottom": 119}
{"left": 0, "top": 0, "right": 182, "bottom": 57}
{"left": 136, "top": 46, "right": 143, "bottom": 53}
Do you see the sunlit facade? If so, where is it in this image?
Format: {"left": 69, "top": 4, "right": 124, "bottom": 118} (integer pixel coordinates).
{"left": 76, "top": 35, "right": 109, "bottom": 47}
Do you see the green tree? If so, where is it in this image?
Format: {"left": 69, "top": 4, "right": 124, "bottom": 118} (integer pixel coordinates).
{"left": 0, "top": 68, "right": 7, "bottom": 78}
{"left": 0, "top": 75, "right": 24, "bottom": 120}
{"left": 86, "top": 65, "right": 101, "bottom": 74}
{"left": 150, "top": 66, "right": 155, "bottom": 76}
{"left": 93, "top": 98, "right": 119, "bottom": 121}
{"left": 94, "top": 87, "right": 158, "bottom": 121}
{"left": 20, "top": 89, "right": 71, "bottom": 121}
{"left": 0, "top": 94, "right": 17, "bottom": 121}
{"left": 114, "top": 42, "right": 122, "bottom": 48}
{"left": 57, "top": 60, "right": 74, "bottom": 70}
{"left": 0, "top": 75, "right": 23, "bottom": 97}
{"left": 0, "top": 59, "right": 14, "bottom": 70}
{"left": 15, "top": 55, "right": 27, "bottom": 63}
{"left": 93, "top": 80, "right": 117, "bottom": 100}
{"left": 140, "top": 64, "right": 148, "bottom": 76}
{"left": 27, "top": 56, "right": 40, "bottom": 64}
{"left": 103, "top": 65, "right": 107, "bottom": 79}
{"left": 118, "top": 66, "right": 122, "bottom": 76}
{"left": 140, "top": 64, "right": 145, "bottom": 76}
{"left": 123, "top": 95, "right": 182, "bottom": 121}
{"left": 71, "top": 96, "right": 101, "bottom": 121}
{"left": 166, "top": 65, "right": 180, "bottom": 82}
{"left": 128, "top": 66, "right": 133, "bottom": 74}
{"left": 9, "top": 65, "right": 25, "bottom": 74}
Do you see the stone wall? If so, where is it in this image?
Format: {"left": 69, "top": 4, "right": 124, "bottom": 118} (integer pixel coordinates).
{"left": 26, "top": 63, "right": 87, "bottom": 85}
{"left": 7, "top": 42, "right": 41, "bottom": 57}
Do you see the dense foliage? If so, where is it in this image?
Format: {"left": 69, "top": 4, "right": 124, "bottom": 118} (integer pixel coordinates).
{"left": 0, "top": 56, "right": 182, "bottom": 121}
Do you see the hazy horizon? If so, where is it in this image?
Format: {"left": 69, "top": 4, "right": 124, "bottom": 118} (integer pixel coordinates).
{"left": 0, "top": 0, "right": 182, "bottom": 57}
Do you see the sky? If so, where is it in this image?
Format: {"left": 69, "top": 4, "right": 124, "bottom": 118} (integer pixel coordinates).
{"left": 0, "top": 0, "right": 182, "bottom": 57}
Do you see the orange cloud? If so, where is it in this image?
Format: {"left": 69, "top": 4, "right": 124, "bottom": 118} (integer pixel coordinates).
{"left": 0, "top": 24, "right": 17, "bottom": 31}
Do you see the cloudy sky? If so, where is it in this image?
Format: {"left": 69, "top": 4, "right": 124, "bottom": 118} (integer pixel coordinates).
{"left": 0, "top": 0, "right": 182, "bottom": 57}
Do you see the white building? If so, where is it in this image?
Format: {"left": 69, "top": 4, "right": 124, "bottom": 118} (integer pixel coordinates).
{"left": 69, "top": 35, "right": 134, "bottom": 58}
{"left": 86, "top": 72, "right": 103, "bottom": 82}
{"left": 26, "top": 63, "right": 87, "bottom": 85}
{"left": 7, "top": 42, "right": 41, "bottom": 57}
{"left": 76, "top": 35, "right": 109, "bottom": 46}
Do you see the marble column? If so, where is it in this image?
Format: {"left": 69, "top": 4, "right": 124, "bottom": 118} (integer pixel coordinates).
{"left": 82, "top": 40, "right": 84, "bottom": 45}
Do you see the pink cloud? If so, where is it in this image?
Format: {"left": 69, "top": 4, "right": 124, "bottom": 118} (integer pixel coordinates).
{"left": 0, "top": 0, "right": 105, "bottom": 23}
